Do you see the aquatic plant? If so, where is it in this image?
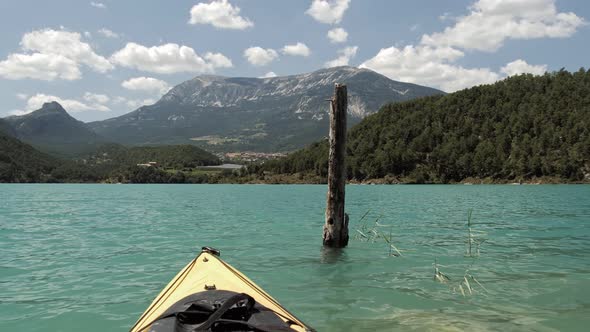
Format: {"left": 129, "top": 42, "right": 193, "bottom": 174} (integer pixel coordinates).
{"left": 353, "top": 210, "right": 403, "bottom": 257}
{"left": 433, "top": 258, "right": 450, "bottom": 283}
{"left": 453, "top": 270, "right": 488, "bottom": 297}
{"left": 431, "top": 209, "right": 490, "bottom": 297}
{"left": 465, "top": 209, "right": 486, "bottom": 257}
{"left": 433, "top": 259, "right": 488, "bottom": 297}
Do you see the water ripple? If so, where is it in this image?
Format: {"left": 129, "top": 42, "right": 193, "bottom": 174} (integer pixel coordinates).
{"left": 0, "top": 184, "right": 589, "bottom": 331}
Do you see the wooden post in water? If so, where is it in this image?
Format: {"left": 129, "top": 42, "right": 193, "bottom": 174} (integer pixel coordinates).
{"left": 323, "top": 83, "right": 349, "bottom": 248}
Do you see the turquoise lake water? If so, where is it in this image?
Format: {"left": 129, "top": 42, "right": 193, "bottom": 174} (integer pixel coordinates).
{"left": 0, "top": 184, "right": 589, "bottom": 331}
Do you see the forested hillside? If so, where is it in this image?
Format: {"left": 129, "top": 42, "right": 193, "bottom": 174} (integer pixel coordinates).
{"left": 4, "top": 102, "right": 107, "bottom": 156}
{"left": 0, "top": 136, "right": 221, "bottom": 183}
{"left": 256, "top": 69, "right": 590, "bottom": 183}
{"left": 82, "top": 144, "right": 221, "bottom": 169}
{"left": 0, "top": 131, "right": 57, "bottom": 182}
{"left": 0, "top": 119, "right": 15, "bottom": 137}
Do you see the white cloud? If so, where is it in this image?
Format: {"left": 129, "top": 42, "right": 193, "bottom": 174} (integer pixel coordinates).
{"left": 189, "top": 0, "right": 253, "bottom": 30}
{"left": 121, "top": 77, "right": 171, "bottom": 95}
{"left": 360, "top": 45, "right": 499, "bottom": 92}
{"left": 83, "top": 92, "right": 110, "bottom": 104}
{"left": 113, "top": 97, "right": 156, "bottom": 109}
{"left": 325, "top": 46, "right": 358, "bottom": 67}
{"left": 306, "top": 0, "right": 350, "bottom": 24}
{"left": 8, "top": 110, "right": 28, "bottom": 116}
{"left": 16, "top": 93, "right": 28, "bottom": 100}
{"left": 98, "top": 28, "right": 119, "bottom": 38}
{"left": 260, "top": 71, "right": 277, "bottom": 78}
{"left": 21, "top": 29, "right": 113, "bottom": 72}
{"left": 203, "top": 52, "right": 233, "bottom": 68}
{"left": 421, "top": 0, "right": 586, "bottom": 52}
{"left": 0, "top": 53, "right": 81, "bottom": 80}
{"left": 23, "top": 93, "right": 110, "bottom": 114}
{"left": 360, "top": 0, "right": 581, "bottom": 92}
{"left": 111, "top": 42, "right": 232, "bottom": 74}
{"left": 127, "top": 98, "right": 155, "bottom": 109}
{"left": 90, "top": 2, "right": 106, "bottom": 9}
{"left": 282, "top": 42, "right": 311, "bottom": 57}
{"left": 0, "top": 28, "right": 112, "bottom": 80}
{"left": 327, "top": 27, "right": 348, "bottom": 43}
{"left": 243, "top": 47, "right": 278, "bottom": 66}
{"left": 501, "top": 59, "right": 547, "bottom": 76}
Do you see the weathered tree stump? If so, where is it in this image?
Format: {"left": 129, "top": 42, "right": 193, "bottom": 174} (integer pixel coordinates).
{"left": 323, "top": 84, "right": 349, "bottom": 248}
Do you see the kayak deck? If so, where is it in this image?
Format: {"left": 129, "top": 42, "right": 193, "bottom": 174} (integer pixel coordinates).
{"left": 130, "top": 250, "right": 312, "bottom": 332}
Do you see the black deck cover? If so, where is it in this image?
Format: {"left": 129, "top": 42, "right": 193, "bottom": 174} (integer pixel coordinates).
{"left": 148, "top": 290, "right": 296, "bottom": 332}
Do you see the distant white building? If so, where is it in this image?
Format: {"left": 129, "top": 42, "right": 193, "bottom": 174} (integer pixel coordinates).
{"left": 137, "top": 161, "right": 158, "bottom": 167}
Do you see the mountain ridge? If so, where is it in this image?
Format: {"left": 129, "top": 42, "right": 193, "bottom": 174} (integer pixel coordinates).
{"left": 4, "top": 102, "right": 107, "bottom": 156}
{"left": 90, "top": 66, "right": 444, "bottom": 152}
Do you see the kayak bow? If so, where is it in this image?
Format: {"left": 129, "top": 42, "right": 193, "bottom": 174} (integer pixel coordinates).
{"left": 130, "top": 247, "right": 313, "bottom": 332}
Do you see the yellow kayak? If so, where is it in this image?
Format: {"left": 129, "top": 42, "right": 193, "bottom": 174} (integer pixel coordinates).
{"left": 130, "top": 247, "right": 313, "bottom": 332}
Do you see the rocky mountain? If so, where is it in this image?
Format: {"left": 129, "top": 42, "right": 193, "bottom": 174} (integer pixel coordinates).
{"left": 90, "top": 66, "right": 443, "bottom": 152}
{"left": 4, "top": 102, "right": 107, "bottom": 156}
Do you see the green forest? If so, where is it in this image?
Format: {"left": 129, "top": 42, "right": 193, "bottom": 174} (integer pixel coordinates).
{"left": 0, "top": 136, "right": 222, "bottom": 183}
{"left": 253, "top": 69, "right": 590, "bottom": 183}
{"left": 0, "top": 130, "right": 57, "bottom": 182}
{"left": 81, "top": 144, "right": 220, "bottom": 169}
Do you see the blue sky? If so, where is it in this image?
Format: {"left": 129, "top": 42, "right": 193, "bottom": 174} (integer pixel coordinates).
{"left": 0, "top": 0, "right": 588, "bottom": 122}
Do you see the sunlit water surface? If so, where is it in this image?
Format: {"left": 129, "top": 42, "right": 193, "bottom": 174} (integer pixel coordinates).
{"left": 1, "top": 184, "right": 589, "bottom": 331}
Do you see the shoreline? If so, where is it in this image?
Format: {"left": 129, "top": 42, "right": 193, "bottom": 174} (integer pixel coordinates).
{"left": 1, "top": 177, "right": 588, "bottom": 185}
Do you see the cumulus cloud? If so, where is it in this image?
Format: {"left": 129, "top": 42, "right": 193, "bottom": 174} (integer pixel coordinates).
{"left": 90, "top": 2, "right": 106, "bottom": 9}
{"left": 325, "top": 46, "right": 358, "bottom": 67}
{"left": 360, "top": 0, "right": 580, "bottom": 92}
{"left": 282, "top": 42, "right": 311, "bottom": 57}
{"left": 501, "top": 59, "right": 547, "bottom": 76}
{"left": 327, "top": 27, "right": 348, "bottom": 43}
{"left": 111, "top": 42, "right": 232, "bottom": 74}
{"left": 7, "top": 110, "right": 29, "bottom": 116}
{"left": 260, "top": 71, "right": 277, "bottom": 78}
{"left": 421, "top": 0, "right": 586, "bottom": 52}
{"left": 306, "top": 0, "right": 350, "bottom": 24}
{"left": 83, "top": 92, "right": 110, "bottom": 104}
{"left": 121, "top": 77, "right": 171, "bottom": 95}
{"left": 203, "top": 52, "right": 233, "bottom": 68}
{"left": 21, "top": 29, "right": 113, "bottom": 72}
{"left": 113, "top": 96, "right": 156, "bottom": 109}
{"left": 22, "top": 93, "right": 110, "bottom": 114}
{"left": 0, "top": 28, "right": 112, "bottom": 80}
{"left": 189, "top": 0, "right": 253, "bottom": 29}
{"left": 360, "top": 45, "right": 500, "bottom": 92}
{"left": 98, "top": 28, "right": 119, "bottom": 38}
{"left": 243, "top": 47, "right": 278, "bottom": 66}
{"left": 0, "top": 53, "right": 81, "bottom": 80}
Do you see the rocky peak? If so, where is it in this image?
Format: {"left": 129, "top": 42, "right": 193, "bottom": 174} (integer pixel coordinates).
{"left": 39, "top": 101, "right": 67, "bottom": 114}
